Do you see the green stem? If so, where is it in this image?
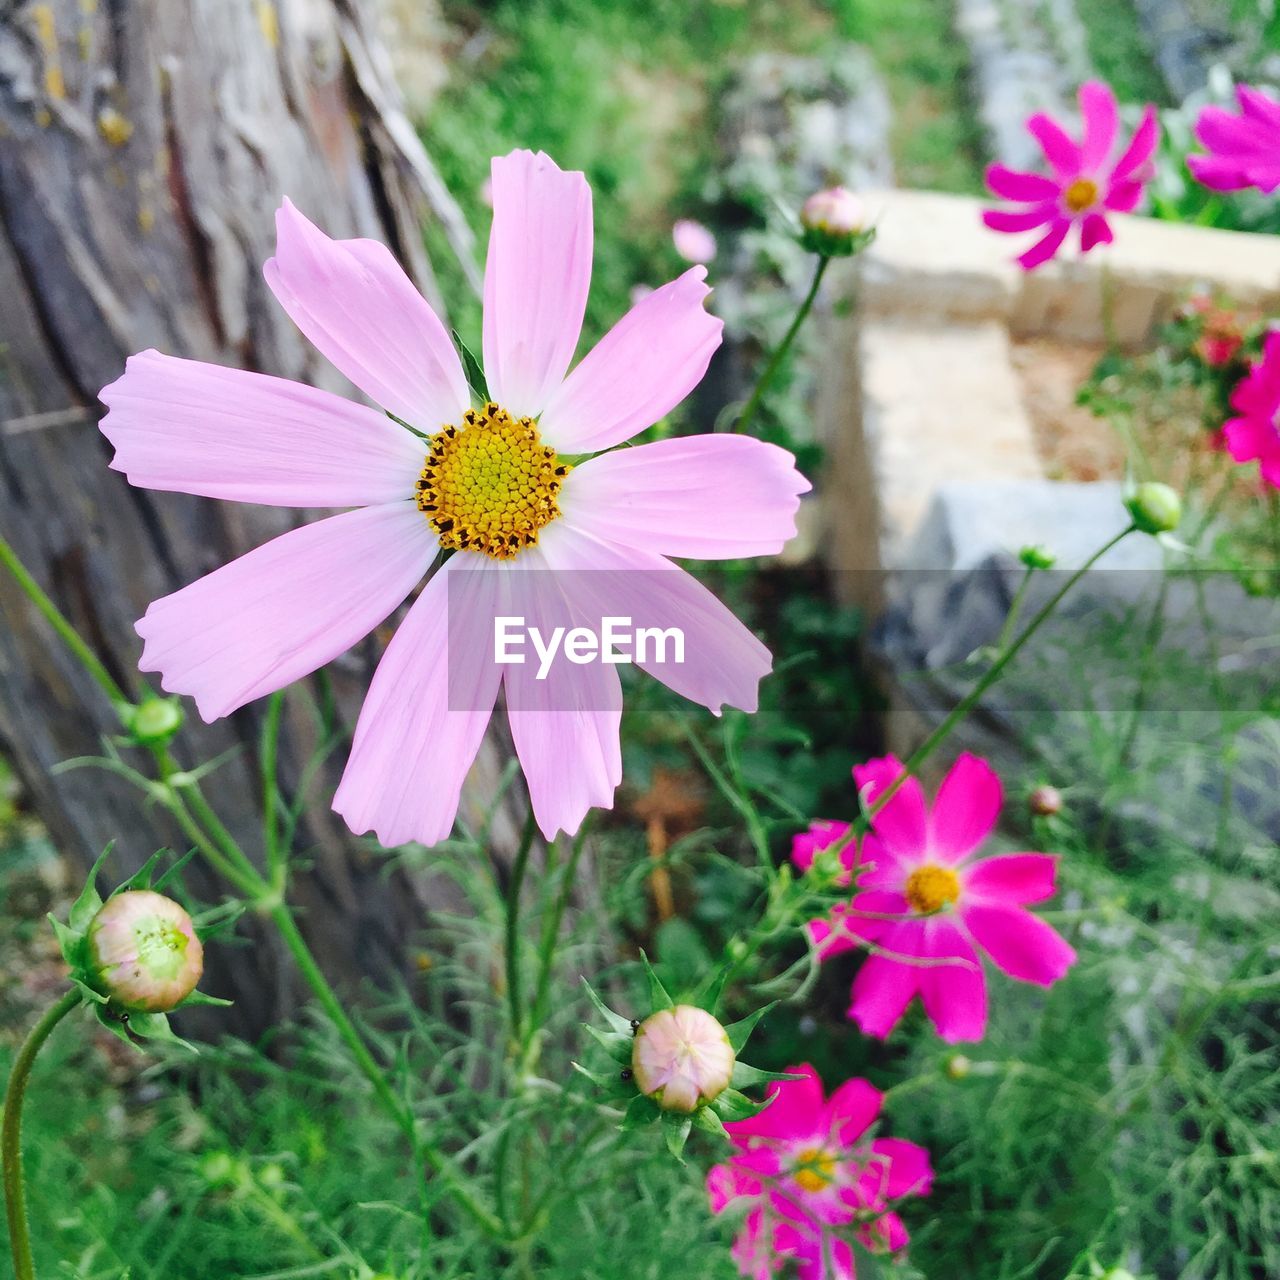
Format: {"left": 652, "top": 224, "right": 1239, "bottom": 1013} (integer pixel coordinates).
{"left": 1, "top": 518, "right": 505, "bottom": 1242}
{"left": 262, "top": 691, "right": 286, "bottom": 890}
{"left": 524, "top": 825, "right": 590, "bottom": 1064}
{"left": 994, "top": 565, "right": 1035, "bottom": 654}
{"left": 3, "top": 988, "right": 81, "bottom": 1280}
{"left": 0, "top": 533, "right": 128, "bottom": 714}
{"left": 504, "top": 812, "right": 538, "bottom": 1047}
{"left": 829, "top": 525, "right": 1136, "bottom": 857}
{"left": 735, "top": 256, "right": 830, "bottom": 436}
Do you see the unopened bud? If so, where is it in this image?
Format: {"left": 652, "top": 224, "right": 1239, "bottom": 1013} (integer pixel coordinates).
{"left": 1018, "top": 544, "right": 1057, "bottom": 570}
{"left": 799, "top": 187, "right": 870, "bottom": 256}
{"left": 1125, "top": 482, "right": 1182, "bottom": 535}
{"left": 87, "top": 890, "right": 204, "bottom": 1012}
{"left": 632, "top": 1005, "right": 735, "bottom": 1114}
{"left": 1029, "top": 785, "right": 1063, "bottom": 817}
{"left": 128, "top": 696, "right": 184, "bottom": 747}
{"left": 946, "top": 1053, "right": 972, "bottom": 1080}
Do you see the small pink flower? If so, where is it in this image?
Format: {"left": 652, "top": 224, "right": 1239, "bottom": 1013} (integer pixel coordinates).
{"left": 708, "top": 1064, "right": 932, "bottom": 1279}
{"left": 983, "top": 80, "right": 1159, "bottom": 270}
{"left": 799, "top": 753, "right": 1077, "bottom": 1044}
{"left": 99, "top": 151, "right": 810, "bottom": 846}
{"left": 1188, "top": 84, "right": 1280, "bottom": 194}
{"left": 632, "top": 1005, "right": 735, "bottom": 1113}
{"left": 1222, "top": 330, "right": 1280, "bottom": 489}
{"left": 673, "top": 218, "right": 718, "bottom": 264}
{"left": 87, "top": 890, "right": 204, "bottom": 1013}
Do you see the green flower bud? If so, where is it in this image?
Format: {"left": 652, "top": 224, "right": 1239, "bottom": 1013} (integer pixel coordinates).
{"left": 1018, "top": 544, "right": 1057, "bottom": 570}
{"left": 128, "top": 696, "right": 184, "bottom": 747}
{"left": 1125, "top": 482, "right": 1182, "bottom": 535}
{"left": 632, "top": 1005, "right": 735, "bottom": 1114}
{"left": 87, "top": 890, "right": 204, "bottom": 1012}
{"left": 946, "top": 1053, "right": 972, "bottom": 1080}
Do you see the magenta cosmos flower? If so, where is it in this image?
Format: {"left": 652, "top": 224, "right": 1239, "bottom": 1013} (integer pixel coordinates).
{"left": 708, "top": 1064, "right": 932, "bottom": 1279}
{"left": 1222, "top": 330, "right": 1280, "bottom": 488}
{"left": 983, "top": 80, "right": 1159, "bottom": 269}
{"left": 796, "top": 754, "right": 1077, "bottom": 1043}
{"left": 1188, "top": 84, "right": 1280, "bottom": 194}
{"left": 99, "top": 150, "right": 809, "bottom": 845}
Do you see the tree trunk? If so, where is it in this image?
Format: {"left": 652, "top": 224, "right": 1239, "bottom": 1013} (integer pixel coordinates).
{"left": 0, "top": 0, "right": 522, "bottom": 1037}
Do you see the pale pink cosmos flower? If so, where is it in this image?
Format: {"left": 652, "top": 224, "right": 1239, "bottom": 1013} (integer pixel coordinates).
{"left": 798, "top": 754, "right": 1077, "bottom": 1043}
{"left": 99, "top": 150, "right": 809, "bottom": 845}
{"left": 1222, "top": 330, "right": 1280, "bottom": 489}
{"left": 673, "top": 218, "right": 718, "bottom": 264}
{"left": 1188, "top": 84, "right": 1280, "bottom": 194}
{"left": 983, "top": 80, "right": 1159, "bottom": 270}
{"left": 708, "top": 1064, "right": 932, "bottom": 1279}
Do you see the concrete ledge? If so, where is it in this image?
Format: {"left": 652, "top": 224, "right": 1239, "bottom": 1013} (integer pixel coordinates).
{"left": 857, "top": 189, "right": 1280, "bottom": 347}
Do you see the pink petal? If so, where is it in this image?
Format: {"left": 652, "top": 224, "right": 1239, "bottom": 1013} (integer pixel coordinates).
{"left": 564, "top": 434, "right": 808, "bottom": 559}
{"left": 539, "top": 267, "right": 723, "bottom": 454}
{"left": 1079, "top": 81, "right": 1119, "bottom": 172}
{"left": 99, "top": 351, "right": 426, "bottom": 507}
{"left": 983, "top": 204, "right": 1056, "bottom": 233}
{"left": 825, "top": 1077, "right": 882, "bottom": 1147}
{"left": 264, "top": 200, "right": 469, "bottom": 428}
{"left": 1187, "top": 152, "right": 1252, "bottom": 192}
{"left": 928, "top": 753, "right": 1001, "bottom": 864}
{"left": 482, "top": 150, "right": 593, "bottom": 418}
{"left": 963, "top": 903, "right": 1077, "bottom": 986}
{"left": 1109, "top": 105, "right": 1159, "bottom": 183}
{"left": 726, "top": 1063, "right": 825, "bottom": 1144}
{"left": 792, "top": 819, "right": 854, "bottom": 879}
{"left": 868, "top": 1138, "right": 934, "bottom": 1199}
{"left": 1224, "top": 415, "right": 1280, "bottom": 465}
{"left": 1239, "top": 84, "right": 1280, "bottom": 128}
{"left": 707, "top": 1160, "right": 762, "bottom": 1213}
{"left": 985, "top": 164, "right": 1060, "bottom": 202}
{"left": 853, "top": 756, "right": 928, "bottom": 859}
{"left": 917, "top": 918, "right": 987, "bottom": 1043}
{"left": 848, "top": 923, "right": 925, "bottom": 1039}
{"left": 854, "top": 833, "right": 912, "bottom": 889}
{"left": 1104, "top": 179, "right": 1145, "bottom": 212}
{"left": 1194, "top": 105, "right": 1271, "bottom": 156}
{"left": 541, "top": 521, "right": 771, "bottom": 714}
{"left": 1027, "top": 112, "right": 1082, "bottom": 176}
{"left": 864, "top": 1210, "right": 910, "bottom": 1253}
{"left": 500, "top": 547, "right": 623, "bottom": 840}
{"left": 1079, "top": 213, "right": 1115, "bottom": 253}
{"left": 332, "top": 557, "right": 504, "bottom": 848}
{"left": 137, "top": 503, "right": 435, "bottom": 722}
{"left": 1018, "top": 218, "right": 1071, "bottom": 270}
{"left": 964, "top": 853, "right": 1060, "bottom": 904}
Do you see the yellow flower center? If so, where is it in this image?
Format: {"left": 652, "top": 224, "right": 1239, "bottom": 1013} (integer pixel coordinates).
{"left": 905, "top": 864, "right": 961, "bottom": 915}
{"left": 1063, "top": 177, "right": 1099, "bottom": 214}
{"left": 416, "top": 403, "right": 570, "bottom": 559}
{"left": 793, "top": 1147, "right": 837, "bottom": 1193}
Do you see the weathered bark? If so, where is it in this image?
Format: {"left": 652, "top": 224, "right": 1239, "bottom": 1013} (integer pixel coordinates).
{"left": 0, "top": 0, "right": 520, "bottom": 1036}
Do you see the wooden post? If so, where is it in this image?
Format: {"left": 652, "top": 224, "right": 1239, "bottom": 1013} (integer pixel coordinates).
{"left": 0, "top": 0, "right": 519, "bottom": 1035}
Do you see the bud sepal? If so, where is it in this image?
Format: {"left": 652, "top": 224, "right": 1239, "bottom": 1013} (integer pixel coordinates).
{"left": 576, "top": 952, "right": 801, "bottom": 1160}
{"left": 48, "top": 845, "right": 229, "bottom": 1051}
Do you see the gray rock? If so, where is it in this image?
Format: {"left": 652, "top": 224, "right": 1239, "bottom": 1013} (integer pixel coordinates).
{"left": 875, "top": 479, "right": 1280, "bottom": 843}
{"left": 955, "top": 0, "right": 1093, "bottom": 170}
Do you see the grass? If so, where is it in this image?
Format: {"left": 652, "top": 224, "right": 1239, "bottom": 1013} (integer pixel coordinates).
{"left": 1072, "top": 0, "right": 1170, "bottom": 106}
